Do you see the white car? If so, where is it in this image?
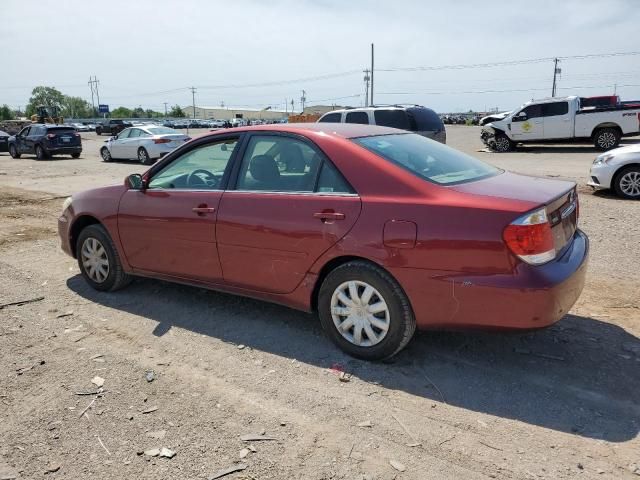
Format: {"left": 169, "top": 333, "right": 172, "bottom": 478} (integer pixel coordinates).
{"left": 71, "top": 123, "right": 90, "bottom": 132}
{"left": 589, "top": 143, "right": 640, "bottom": 199}
{"left": 100, "top": 126, "right": 190, "bottom": 165}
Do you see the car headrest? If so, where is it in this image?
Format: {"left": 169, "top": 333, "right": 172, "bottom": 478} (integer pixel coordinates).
{"left": 280, "top": 143, "right": 306, "bottom": 172}
{"left": 249, "top": 155, "right": 280, "bottom": 184}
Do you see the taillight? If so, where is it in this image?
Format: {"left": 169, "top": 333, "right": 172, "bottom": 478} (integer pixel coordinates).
{"left": 503, "top": 207, "right": 555, "bottom": 265}
{"left": 47, "top": 133, "right": 56, "bottom": 139}
{"left": 153, "top": 138, "right": 171, "bottom": 144}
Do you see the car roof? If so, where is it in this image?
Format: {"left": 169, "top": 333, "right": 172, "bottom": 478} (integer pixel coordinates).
{"left": 220, "top": 123, "right": 405, "bottom": 139}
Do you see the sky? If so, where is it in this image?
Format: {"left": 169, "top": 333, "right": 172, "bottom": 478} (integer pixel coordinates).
{"left": 2, "top": 0, "right": 640, "bottom": 114}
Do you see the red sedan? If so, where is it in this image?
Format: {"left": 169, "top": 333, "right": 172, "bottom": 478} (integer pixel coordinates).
{"left": 58, "top": 124, "right": 588, "bottom": 360}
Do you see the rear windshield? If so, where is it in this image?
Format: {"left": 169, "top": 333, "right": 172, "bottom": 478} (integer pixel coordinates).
{"left": 353, "top": 133, "right": 500, "bottom": 185}
{"left": 406, "top": 107, "right": 444, "bottom": 132}
{"left": 46, "top": 127, "right": 76, "bottom": 134}
{"left": 148, "top": 127, "right": 178, "bottom": 135}
{"left": 374, "top": 110, "right": 411, "bottom": 130}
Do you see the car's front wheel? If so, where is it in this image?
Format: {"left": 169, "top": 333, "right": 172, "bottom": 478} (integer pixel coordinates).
{"left": 9, "top": 145, "right": 20, "bottom": 159}
{"left": 318, "top": 261, "right": 416, "bottom": 360}
{"left": 76, "top": 224, "right": 132, "bottom": 291}
{"left": 100, "top": 147, "right": 112, "bottom": 162}
{"left": 613, "top": 166, "right": 640, "bottom": 199}
{"left": 493, "top": 133, "right": 514, "bottom": 152}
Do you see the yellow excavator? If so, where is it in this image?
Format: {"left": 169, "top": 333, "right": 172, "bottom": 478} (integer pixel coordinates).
{"left": 31, "top": 105, "right": 63, "bottom": 124}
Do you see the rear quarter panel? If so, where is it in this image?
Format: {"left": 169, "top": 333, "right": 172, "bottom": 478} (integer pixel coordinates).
{"left": 575, "top": 108, "right": 640, "bottom": 137}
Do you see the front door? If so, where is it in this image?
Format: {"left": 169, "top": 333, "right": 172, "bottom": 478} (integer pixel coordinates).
{"left": 117, "top": 136, "right": 241, "bottom": 282}
{"left": 510, "top": 104, "right": 543, "bottom": 140}
{"left": 216, "top": 133, "right": 361, "bottom": 294}
{"left": 15, "top": 126, "right": 31, "bottom": 154}
{"left": 542, "top": 101, "right": 571, "bottom": 139}
{"left": 109, "top": 128, "right": 131, "bottom": 159}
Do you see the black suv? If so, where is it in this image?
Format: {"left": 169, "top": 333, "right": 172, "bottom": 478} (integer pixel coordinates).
{"left": 8, "top": 124, "right": 82, "bottom": 160}
{"left": 317, "top": 105, "right": 447, "bottom": 143}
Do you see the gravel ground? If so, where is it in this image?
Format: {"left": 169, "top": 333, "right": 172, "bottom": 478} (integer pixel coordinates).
{"left": 0, "top": 126, "right": 639, "bottom": 479}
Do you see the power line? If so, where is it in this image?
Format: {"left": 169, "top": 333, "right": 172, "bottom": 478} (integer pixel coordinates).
{"left": 376, "top": 83, "right": 640, "bottom": 97}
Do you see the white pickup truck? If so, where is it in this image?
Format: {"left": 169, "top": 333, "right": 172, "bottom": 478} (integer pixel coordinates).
{"left": 481, "top": 96, "right": 640, "bottom": 152}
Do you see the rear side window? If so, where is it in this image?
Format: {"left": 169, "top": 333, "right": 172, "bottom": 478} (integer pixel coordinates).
{"left": 542, "top": 102, "right": 569, "bottom": 117}
{"left": 406, "top": 107, "right": 443, "bottom": 132}
{"left": 316, "top": 161, "right": 354, "bottom": 194}
{"left": 319, "top": 112, "right": 342, "bottom": 123}
{"left": 374, "top": 109, "right": 410, "bottom": 130}
{"left": 345, "top": 111, "right": 369, "bottom": 124}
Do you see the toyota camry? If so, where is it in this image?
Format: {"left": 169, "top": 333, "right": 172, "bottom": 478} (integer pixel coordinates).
{"left": 58, "top": 123, "right": 588, "bottom": 360}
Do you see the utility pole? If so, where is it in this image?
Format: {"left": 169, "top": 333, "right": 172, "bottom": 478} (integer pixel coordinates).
{"left": 291, "top": 99, "right": 295, "bottom": 113}
{"left": 88, "top": 77, "right": 95, "bottom": 117}
{"left": 300, "top": 90, "right": 306, "bottom": 113}
{"left": 551, "top": 58, "right": 561, "bottom": 97}
{"left": 190, "top": 86, "right": 197, "bottom": 118}
{"left": 285, "top": 98, "right": 288, "bottom": 114}
{"left": 163, "top": 102, "right": 168, "bottom": 117}
{"left": 370, "top": 43, "right": 375, "bottom": 106}
{"left": 363, "top": 69, "right": 371, "bottom": 107}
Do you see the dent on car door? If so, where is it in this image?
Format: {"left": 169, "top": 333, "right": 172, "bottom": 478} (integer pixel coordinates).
{"left": 216, "top": 134, "right": 362, "bottom": 294}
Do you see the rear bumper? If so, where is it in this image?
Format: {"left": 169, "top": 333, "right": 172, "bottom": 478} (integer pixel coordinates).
{"left": 392, "top": 230, "right": 589, "bottom": 330}
{"left": 47, "top": 146, "right": 82, "bottom": 155}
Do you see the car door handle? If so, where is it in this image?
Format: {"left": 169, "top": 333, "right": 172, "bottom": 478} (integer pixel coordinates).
{"left": 192, "top": 206, "right": 216, "bottom": 214}
{"left": 313, "top": 212, "right": 345, "bottom": 221}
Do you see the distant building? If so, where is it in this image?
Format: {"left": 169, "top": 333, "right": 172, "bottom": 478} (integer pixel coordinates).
{"left": 302, "top": 105, "right": 345, "bottom": 115}
{"left": 182, "top": 106, "right": 289, "bottom": 121}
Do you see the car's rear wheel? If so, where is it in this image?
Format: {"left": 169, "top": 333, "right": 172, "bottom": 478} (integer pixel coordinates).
{"left": 35, "top": 145, "right": 47, "bottom": 160}
{"left": 138, "top": 147, "right": 153, "bottom": 165}
{"left": 613, "top": 166, "right": 640, "bottom": 199}
{"left": 594, "top": 127, "right": 620, "bottom": 151}
{"left": 100, "top": 147, "right": 112, "bottom": 162}
{"left": 76, "top": 224, "right": 132, "bottom": 291}
{"left": 493, "top": 134, "right": 514, "bottom": 152}
{"left": 9, "top": 145, "right": 20, "bottom": 159}
{"left": 318, "top": 261, "right": 416, "bottom": 360}
{"left": 71, "top": 152, "right": 80, "bottom": 159}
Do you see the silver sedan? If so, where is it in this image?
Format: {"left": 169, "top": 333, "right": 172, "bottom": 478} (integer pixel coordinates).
{"left": 100, "top": 126, "right": 190, "bottom": 165}
{"left": 589, "top": 143, "right": 640, "bottom": 199}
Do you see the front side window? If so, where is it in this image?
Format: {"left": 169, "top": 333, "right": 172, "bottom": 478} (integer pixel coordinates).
{"left": 345, "top": 111, "right": 369, "bottom": 125}
{"left": 319, "top": 112, "right": 342, "bottom": 123}
{"left": 521, "top": 104, "right": 542, "bottom": 119}
{"left": 148, "top": 138, "right": 239, "bottom": 190}
{"left": 542, "top": 102, "right": 569, "bottom": 117}
{"left": 118, "top": 129, "right": 131, "bottom": 139}
{"left": 374, "top": 109, "right": 410, "bottom": 130}
{"left": 353, "top": 133, "right": 500, "bottom": 186}
{"left": 19, "top": 127, "right": 31, "bottom": 136}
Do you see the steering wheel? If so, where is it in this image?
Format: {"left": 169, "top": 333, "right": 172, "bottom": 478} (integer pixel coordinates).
{"left": 187, "top": 169, "right": 218, "bottom": 188}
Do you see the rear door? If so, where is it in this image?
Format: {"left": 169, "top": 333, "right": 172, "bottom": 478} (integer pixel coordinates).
{"left": 216, "top": 133, "right": 361, "bottom": 294}
{"left": 542, "top": 101, "right": 571, "bottom": 139}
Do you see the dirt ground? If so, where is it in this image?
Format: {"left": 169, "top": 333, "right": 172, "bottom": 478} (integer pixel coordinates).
{"left": 0, "top": 126, "right": 639, "bottom": 480}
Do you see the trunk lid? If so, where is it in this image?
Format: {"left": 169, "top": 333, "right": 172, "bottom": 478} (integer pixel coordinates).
{"left": 451, "top": 171, "right": 578, "bottom": 256}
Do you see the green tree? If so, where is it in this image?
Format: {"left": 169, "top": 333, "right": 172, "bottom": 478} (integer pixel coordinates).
{"left": 25, "top": 86, "right": 65, "bottom": 117}
{"left": 145, "top": 109, "right": 158, "bottom": 118}
{"left": 0, "top": 104, "right": 13, "bottom": 121}
{"left": 61, "top": 96, "right": 92, "bottom": 119}
{"left": 169, "top": 104, "right": 185, "bottom": 117}
{"left": 111, "top": 106, "right": 132, "bottom": 118}
{"left": 131, "top": 107, "right": 145, "bottom": 118}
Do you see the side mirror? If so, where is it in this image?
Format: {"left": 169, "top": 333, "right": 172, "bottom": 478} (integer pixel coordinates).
{"left": 126, "top": 173, "right": 144, "bottom": 190}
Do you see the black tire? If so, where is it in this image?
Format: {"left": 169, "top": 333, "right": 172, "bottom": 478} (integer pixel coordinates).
{"left": 613, "top": 166, "right": 640, "bottom": 200}
{"left": 35, "top": 144, "right": 47, "bottom": 160}
{"left": 493, "top": 133, "right": 514, "bottom": 152}
{"left": 318, "top": 261, "right": 416, "bottom": 361}
{"left": 593, "top": 127, "right": 620, "bottom": 151}
{"left": 138, "top": 147, "right": 153, "bottom": 165}
{"left": 76, "top": 224, "right": 132, "bottom": 292}
{"left": 9, "top": 145, "right": 20, "bottom": 159}
{"left": 71, "top": 152, "right": 81, "bottom": 159}
{"left": 100, "top": 147, "right": 112, "bottom": 162}
{"left": 96, "top": 128, "right": 102, "bottom": 136}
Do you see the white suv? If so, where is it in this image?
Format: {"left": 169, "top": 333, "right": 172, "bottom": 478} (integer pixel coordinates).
{"left": 318, "top": 106, "right": 446, "bottom": 143}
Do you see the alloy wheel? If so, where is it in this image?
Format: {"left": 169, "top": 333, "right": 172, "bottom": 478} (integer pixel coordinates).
{"left": 81, "top": 237, "right": 110, "bottom": 283}
{"left": 138, "top": 149, "right": 148, "bottom": 163}
{"left": 330, "top": 280, "right": 390, "bottom": 347}
{"left": 494, "top": 136, "right": 511, "bottom": 152}
{"left": 101, "top": 148, "right": 111, "bottom": 161}
{"left": 598, "top": 131, "right": 617, "bottom": 149}
{"left": 619, "top": 171, "right": 640, "bottom": 197}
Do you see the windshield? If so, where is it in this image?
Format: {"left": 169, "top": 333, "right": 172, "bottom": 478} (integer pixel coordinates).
{"left": 353, "top": 133, "right": 500, "bottom": 185}
{"left": 147, "top": 127, "right": 179, "bottom": 135}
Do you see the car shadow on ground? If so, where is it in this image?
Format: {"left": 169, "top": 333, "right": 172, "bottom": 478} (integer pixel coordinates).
{"left": 515, "top": 138, "right": 640, "bottom": 154}
{"left": 67, "top": 275, "right": 640, "bottom": 443}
